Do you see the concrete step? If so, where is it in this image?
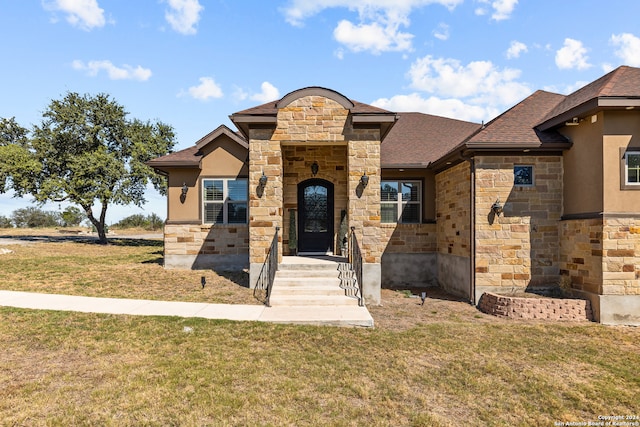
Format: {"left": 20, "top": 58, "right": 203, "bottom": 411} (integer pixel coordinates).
{"left": 278, "top": 263, "right": 343, "bottom": 272}
{"left": 268, "top": 294, "right": 359, "bottom": 307}
{"left": 275, "top": 269, "right": 341, "bottom": 278}
{"left": 274, "top": 276, "right": 342, "bottom": 286}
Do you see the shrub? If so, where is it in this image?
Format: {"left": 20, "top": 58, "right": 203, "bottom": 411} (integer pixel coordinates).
{"left": 11, "top": 207, "right": 61, "bottom": 228}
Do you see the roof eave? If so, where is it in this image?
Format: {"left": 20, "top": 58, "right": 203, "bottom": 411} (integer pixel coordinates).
{"left": 538, "top": 97, "right": 640, "bottom": 131}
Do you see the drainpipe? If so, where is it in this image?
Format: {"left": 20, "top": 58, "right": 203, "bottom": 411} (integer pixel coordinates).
{"left": 461, "top": 153, "right": 476, "bottom": 305}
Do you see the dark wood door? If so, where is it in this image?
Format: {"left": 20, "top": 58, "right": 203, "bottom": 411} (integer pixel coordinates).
{"left": 298, "top": 179, "right": 334, "bottom": 253}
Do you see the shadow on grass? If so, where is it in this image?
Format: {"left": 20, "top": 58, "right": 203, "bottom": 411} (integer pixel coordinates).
{"left": 0, "top": 235, "right": 163, "bottom": 247}
{"left": 387, "top": 286, "right": 470, "bottom": 305}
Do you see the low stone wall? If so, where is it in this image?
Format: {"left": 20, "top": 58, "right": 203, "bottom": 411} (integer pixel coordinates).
{"left": 478, "top": 292, "right": 593, "bottom": 321}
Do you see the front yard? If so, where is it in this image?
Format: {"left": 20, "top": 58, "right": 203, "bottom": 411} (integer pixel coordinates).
{"left": 0, "top": 233, "right": 638, "bottom": 425}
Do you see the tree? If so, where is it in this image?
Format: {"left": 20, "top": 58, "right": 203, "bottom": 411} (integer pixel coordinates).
{"left": 11, "top": 207, "right": 61, "bottom": 228}
{"left": 61, "top": 206, "right": 85, "bottom": 227}
{"left": 0, "top": 93, "right": 176, "bottom": 243}
{"left": 0, "top": 215, "right": 12, "bottom": 228}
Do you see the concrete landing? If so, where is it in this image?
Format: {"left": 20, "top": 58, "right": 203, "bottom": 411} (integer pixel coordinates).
{"left": 0, "top": 290, "right": 374, "bottom": 327}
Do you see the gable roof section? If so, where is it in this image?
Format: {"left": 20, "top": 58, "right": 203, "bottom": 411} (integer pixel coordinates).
{"left": 230, "top": 86, "right": 397, "bottom": 140}
{"left": 538, "top": 66, "right": 640, "bottom": 130}
{"left": 467, "top": 90, "right": 569, "bottom": 147}
{"left": 430, "top": 90, "right": 571, "bottom": 171}
{"left": 146, "top": 125, "right": 247, "bottom": 171}
{"left": 381, "top": 113, "right": 481, "bottom": 168}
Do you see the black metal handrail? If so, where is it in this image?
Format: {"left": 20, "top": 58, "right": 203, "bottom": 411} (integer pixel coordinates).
{"left": 349, "top": 226, "right": 364, "bottom": 307}
{"left": 255, "top": 226, "right": 279, "bottom": 307}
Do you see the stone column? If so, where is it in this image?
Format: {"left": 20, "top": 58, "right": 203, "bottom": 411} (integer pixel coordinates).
{"left": 248, "top": 127, "right": 282, "bottom": 289}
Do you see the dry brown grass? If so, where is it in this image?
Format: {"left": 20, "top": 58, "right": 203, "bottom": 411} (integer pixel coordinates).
{"left": 0, "top": 230, "right": 639, "bottom": 426}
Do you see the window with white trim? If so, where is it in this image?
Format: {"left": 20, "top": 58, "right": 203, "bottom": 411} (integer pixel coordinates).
{"left": 381, "top": 180, "right": 421, "bottom": 223}
{"left": 202, "top": 179, "right": 248, "bottom": 224}
{"left": 625, "top": 151, "right": 640, "bottom": 185}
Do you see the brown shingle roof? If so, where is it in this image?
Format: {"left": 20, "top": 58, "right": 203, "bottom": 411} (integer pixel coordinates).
{"left": 467, "top": 90, "right": 569, "bottom": 146}
{"left": 146, "top": 145, "right": 202, "bottom": 169}
{"left": 381, "top": 113, "right": 481, "bottom": 167}
{"left": 538, "top": 65, "right": 640, "bottom": 129}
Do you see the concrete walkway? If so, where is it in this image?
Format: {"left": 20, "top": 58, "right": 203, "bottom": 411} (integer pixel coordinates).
{"left": 0, "top": 290, "right": 374, "bottom": 327}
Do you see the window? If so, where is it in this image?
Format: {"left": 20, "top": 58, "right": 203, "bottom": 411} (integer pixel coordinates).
{"left": 625, "top": 152, "right": 640, "bottom": 185}
{"left": 203, "top": 179, "right": 248, "bottom": 224}
{"left": 514, "top": 165, "right": 534, "bottom": 187}
{"left": 381, "top": 180, "right": 421, "bottom": 223}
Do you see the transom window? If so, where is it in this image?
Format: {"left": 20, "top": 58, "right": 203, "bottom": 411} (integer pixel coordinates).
{"left": 625, "top": 152, "right": 640, "bottom": 185}
{"left": 381, "top": 180, "right": 421, "bottom": 223}
{"left": 202, "top": 179, "right": 248, "bottom": 224}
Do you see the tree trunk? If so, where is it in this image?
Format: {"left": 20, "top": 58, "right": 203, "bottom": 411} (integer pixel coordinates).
{"left": 82, "top": 203, "right": 108, "bottom": 245}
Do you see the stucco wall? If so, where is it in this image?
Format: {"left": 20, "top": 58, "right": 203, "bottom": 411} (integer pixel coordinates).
{"left": 602, "top": 110, "right": 640, "bottom": 212}
{"left": 561, "top": 112, "right": 604, "bottom": 216}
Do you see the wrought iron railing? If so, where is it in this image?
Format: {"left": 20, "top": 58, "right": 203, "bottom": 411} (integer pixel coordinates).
{"left": 348, "top": 226, "right": 364, "bottom": 307}
{"left": 254, "top": 226, "right": 279, "bottom": 307}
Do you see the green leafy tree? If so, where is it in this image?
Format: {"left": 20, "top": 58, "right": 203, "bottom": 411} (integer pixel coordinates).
{"left": 0, "top": 93, "right": 175, "bottom": 243}
{"left": 61, "top": 206, "right": 85, "bottom": 227}
{"left": 11, "top": 207, "right": 61, "bottom": 228}
{"left": 0, "top": 215, "right": 13, "bottom": 228}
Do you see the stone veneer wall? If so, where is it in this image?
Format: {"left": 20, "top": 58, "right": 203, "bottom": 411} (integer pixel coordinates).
{"left": 248, "top": 95, "right": 384, "bottom": 304}
{"left": 474, "top": 156, "right": 563, "bottom": 296}
{"left": 559, "top": 218, "right": 603, "bottom": 295}
{"left": 435, "top": 162, "right": 471, "bottom": 297}
{"left": 380, "top": 223, "right": 438, "bottom": 288}
{"left": 164, "top": 223, "right": 249, "bottom": 270}
{"left": 282, "top": 145, "right": 348, "bottom": 255}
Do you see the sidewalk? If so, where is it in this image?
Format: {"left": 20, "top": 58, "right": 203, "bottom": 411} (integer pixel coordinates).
{"left": 0, "top": 290, "right": 374, "bottom": 327}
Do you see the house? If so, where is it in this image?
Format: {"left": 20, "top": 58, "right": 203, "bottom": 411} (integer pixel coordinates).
{"left": 148, "top": 66, "right": 640, "bottom": 326}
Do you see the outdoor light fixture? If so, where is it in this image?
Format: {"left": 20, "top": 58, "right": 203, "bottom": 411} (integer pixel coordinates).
{"left": 360, "top": 172, "right": 369, "bottom": 187}
{"left": 491, "top": 198, "right": 503, "bottom": 216}
{"left": 181, "top": 182, "right": 188, "bottom": 198}
{"left": 259, "top": 172, "right": 268, "bottom": 187}
{"left": 311, "top": 161, "right": 319, "bottom": 176}
{"left": 420, "top": 291, "right": 427, "bottom": 306}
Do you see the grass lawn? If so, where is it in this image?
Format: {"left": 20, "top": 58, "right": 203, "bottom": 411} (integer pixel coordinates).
{"left": 0, "top": 231, "right": 639, "bottom": 426}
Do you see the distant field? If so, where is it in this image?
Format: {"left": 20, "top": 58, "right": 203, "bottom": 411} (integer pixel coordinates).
{"left": 0, "top": 230, "right": 638, "bottom": 425}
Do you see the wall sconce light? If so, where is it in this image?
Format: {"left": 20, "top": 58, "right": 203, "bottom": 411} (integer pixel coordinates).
{"left": 259, "top": 172, "right": 268, "bottom": 187}
{"left": 360, "top": 172, "right": 369, "bottom": 188}
{"left": 311, "top": 161, "right": 319, "bottom": 176}
{"left": 491, "top": 198, "right": 503, "bottom": 216}
{"left": 181, "top": 182, "right": 188, "bottom": 197}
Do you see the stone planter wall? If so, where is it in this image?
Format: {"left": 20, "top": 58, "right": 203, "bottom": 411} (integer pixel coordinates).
{"left": 478, "top": 292, "right": 593, "bottom": 321}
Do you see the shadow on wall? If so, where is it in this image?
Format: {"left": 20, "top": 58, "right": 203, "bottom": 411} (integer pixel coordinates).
{"left": 189, "top": 225, "right": 250, "bottom": 288}
{"left": 489, "top": 181, "right": 562, "bottom": 294}
{"left": 381, "top": 223, "right": 439, "bottom": 289}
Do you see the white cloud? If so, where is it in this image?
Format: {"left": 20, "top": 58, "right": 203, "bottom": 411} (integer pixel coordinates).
{"left": 433, "top": 23, "right": 449, "bottom": 41}
{"left": 506, "top": 40, "right": 527, "bottom": 59}
{"left": 555, "top": 38, "right": 591, "bottom": 70}
{"left": 610, "top": 33, "right": 640, "bottom": 67}
{"left": 491, "top": 0, "right": 518, "bottom": 21}
{"left": 250, "top": 82, "right": 280, "bottom": 103}
{"left": 408, "top": 56, "right": 530, "bottom": 106}
{"left": 474, "top": 0, "right": 517, "bottom": 21}
{"left": 543, "top": 80, "right": 590, "bottom": 96}
{"left": 43, "top": 0, "right": 106, "bottom": 30}
{"left": 186, "top": 77, "right": 223, "bottom": 100}
{"left": 281, "top": 0, "right": 463, "bottom": 54}
{"left": 333, "top": 20, "right": 413, "bottom": 54}
{"left": 372, "top": 55, "right": 531, "bottom": 123}
{"left": 371, "top": 93, "right": 494, "bottom": 122}
{"left": 165, "top": 0, "right": 203, "bottom": 35}
{"left": 72, "top": 60, "right": 152, "bottom": 81}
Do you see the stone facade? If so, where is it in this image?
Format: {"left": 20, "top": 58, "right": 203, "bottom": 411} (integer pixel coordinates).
{"left": 435, "top": 162, "right": 471, "bottom": 298}
{"left": 247, "top": 94, "right": 384, "bottom": 303}
{"left": 164, "top": 223, "right": 249, "bottom": 270}
{"left": 559, "top": 218, "right": 603, "bottom": 295}
{"left": 281, "top": 145, "right": 348, "bottom": 255}
{"left": 380, "top": 223, "right": 438, "bottom": 288}
{"left": 474, "top": 156, "right": 563, "bottom": 295}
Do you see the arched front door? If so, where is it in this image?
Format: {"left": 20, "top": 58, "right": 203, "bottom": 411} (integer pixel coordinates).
{"left": 298, "top": 179, "right": 334, "bottom": 253}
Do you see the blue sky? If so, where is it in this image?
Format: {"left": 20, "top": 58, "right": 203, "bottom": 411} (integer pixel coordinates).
{"left": 2, "top": 0, "right": 640, "bottom": 224}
